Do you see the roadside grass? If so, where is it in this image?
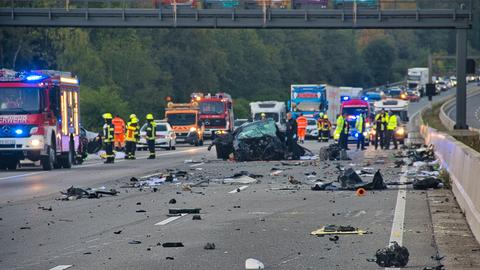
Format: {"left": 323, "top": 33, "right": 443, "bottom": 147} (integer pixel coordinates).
{"left": 421, "top": 102, "right": 448, "bottom": 132}
{"left": 454, "top": 135, "right": 480, "bottom": 153}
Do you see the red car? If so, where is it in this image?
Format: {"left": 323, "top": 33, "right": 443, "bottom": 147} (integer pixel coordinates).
{"left": 406, "top": 91, "right": 420, "bottom": 102}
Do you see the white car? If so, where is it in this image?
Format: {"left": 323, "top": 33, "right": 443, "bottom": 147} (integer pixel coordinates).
{"left": 306, "top": 118, "right": 318, "bottom": 139}
{"left": 137, "top": 121, "right": 176, "bottom": 150}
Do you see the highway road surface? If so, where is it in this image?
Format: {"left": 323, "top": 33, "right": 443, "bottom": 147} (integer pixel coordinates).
{"left": 0, "top": 93, "right": 465, "bottom": 270}
{"left": 447, "top": 83, "right": 480, "bottom": 129}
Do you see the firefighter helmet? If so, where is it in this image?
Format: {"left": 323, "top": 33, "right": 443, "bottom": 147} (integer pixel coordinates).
{"left": 129, "top": 114, "right": 137, "bottom": 119}
{"left": 146, "top": 113, "right": 154, "bottom": 120}
{"left": 131, "top": 117, "right": 139, "bottom": 124}
{"left": 103, "top": 113, "right": 113, "bottom": 119}
{"left": 323, "top": 114, "right": 328, "bottom": 119}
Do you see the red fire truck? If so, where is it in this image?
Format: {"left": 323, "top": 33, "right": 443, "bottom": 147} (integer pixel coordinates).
{"left": 0, "top": 69, "right": 81, "bottom": 170}
{"left": 338, "top": 97, "right": 373, "bottom": 145}
{"left": 191, "top": 92, "right": 234, "bottom": 138}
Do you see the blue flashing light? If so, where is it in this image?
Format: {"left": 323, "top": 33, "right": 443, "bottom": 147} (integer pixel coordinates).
{"left": 15, "top": 129, "right": 23, "bottom": 135}
{"left": 26, "top": 75, "right": 43, "bottom": 81}
{"left": 354, "top": 133, "right": 359, "bottom": 138}
{"left": 363, "top": 97, "right": 369, "bottom": 101}
{"left": 341, "top": 96, "right": 350, "bottom": 102}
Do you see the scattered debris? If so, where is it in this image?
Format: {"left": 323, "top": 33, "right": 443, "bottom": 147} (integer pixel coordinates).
{"left": 169, "top": 199, "right": 177, "bottom": 204}
{"left": 370, "top": 241, "right": 409, "bottom": 267}
{"left": 136, "top": 210, "right": 147, "bottom": 213}
{"left": 245, "top": 258, "right": 265, "bottom": 270}
{"left": 319, "top": 143, "right": 350, "bottom": 161}
{"left": 38, "top": 206, "right": 52, "bottom": 211}
{"left": 329, "top": 235, "right": 340, "bottom": 242}
{"left": 169, "top": 208, "right": 201, "bottom": 215}
{"left": 311, "top": 225, "right": 368, "bottom": 236}
{"left": 113, "top": 230, "right": 122, "bottom": 234}
{"left": 270, "top": 170, "right": 283, "bottom": 176}
{"left": 204, "top": 243, "right": 216, "bottom": 250}
{"left": 128, "top": 240, "right": 142, "bottom": 244}
{"left": 58, "top": 186, "right": 118, "bottom": 200}
{"left": 412, "top": 178, "right": 443, "bottom": 190}
{"left": 223, "top": 175, "right": 258, "bottom": 185}
{"left": 338, "top": 168, "right": 363, "bottom": 189}
{"left": 288, "top": 176, "right": 301, "bottom": 185}
{"left": 162, "top": 242, "right": 184, "bottom": 248}
{"left": 166, "top": 257, "right": 174, "bottom": 260}
{"left": 20, "top": 226, "right": 31, "bottom": 230}
{"left": 192, "top": 215, "right": 202, "bottom": 220}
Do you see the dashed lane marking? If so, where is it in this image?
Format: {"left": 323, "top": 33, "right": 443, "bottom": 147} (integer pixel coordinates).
{"left": 228, "top": 185, "right": 249, "bottom": 194}
{"left": 154, "top": 213, "right": 188, "bottom": 226}
{"left": 189, "top": 162, "right": 205, "bottom": 167}
{"left": 386, "top": 165, "right": 408, "bottom": 270}
{"left": 49, "top": 265, "right": 72, "bottom": 270}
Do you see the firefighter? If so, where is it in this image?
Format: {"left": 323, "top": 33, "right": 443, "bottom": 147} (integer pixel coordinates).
{"left": 260, "top": 112, "right": 267, "bottom": 121}
{"left": 124, "top": 116, "right": 139, "bottom": 160}
{"left": 296, "top": 113, "right": 307, "bottom": 144}
{"left": 112, "top": 114, "right": 126, "bottom": 151}
{"left": 335, "top": 112, "right": 349, "bottom": 150}
{"left": 102, "top": 113, "right": 115, "bottom": 164}
{"left": 385, "top": 110, "right": 398, "bottom": 150}
{"left": 145, "top": 113, "right": 157, "bottom": 159}
{"left": 374, "top": 109, "right": 387, "bottom": 150}
{"left": 355, "top": 112, "right": 366, "bottom": 150}
{"left": 317, "top": 114, "right": 331, "bottom": 142}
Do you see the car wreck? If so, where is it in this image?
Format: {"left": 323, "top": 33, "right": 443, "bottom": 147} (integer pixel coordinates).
{"left": 209, "top": 120, "right": 308, "bottom": 161}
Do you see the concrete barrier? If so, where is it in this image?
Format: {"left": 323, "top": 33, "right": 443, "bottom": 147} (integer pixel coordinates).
{"left": 439, "top": 88, "right": 480, "bottom": 131}
{"left": 417, "top": 93, "right": 480, "bottom": 244}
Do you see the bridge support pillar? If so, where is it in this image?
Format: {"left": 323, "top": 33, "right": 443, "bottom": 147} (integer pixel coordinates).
{"left": 454, "top": 28, "right": 468, "bottom": 130}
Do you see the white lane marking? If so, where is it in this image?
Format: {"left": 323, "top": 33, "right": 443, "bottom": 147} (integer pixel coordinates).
{"left": 386, "top": 166, "right": 407, "bottom": 270}
{"left": 155, "top": 214, "right": 187, "bottom": 226}
{"left": 189, "top": 162, "right": 205, "bottom": 167}
{"left": 0, "top": 147, "right": 208, "bottom": 181}
{"left": 0, "top": 171, "right": 46, "bottom": 180}
{"left": 49, "top": 265, "right": 72, "bottom": 270}
{"left": 228, "top": 185, "right": 249, "bottom": 193}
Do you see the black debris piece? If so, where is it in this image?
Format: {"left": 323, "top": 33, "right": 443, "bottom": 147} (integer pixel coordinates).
{"left": 136, "top": 210, "right": 147, "bottom": 213}
{"left": 192, "top": 215, "right": 202, "bottom": 220}
{"left": 136, "top": 202, "right": 141, "bottom": 205}
{"left": 162, "top": 242, "right": 184, "bottom": 248}
{"left": 113, "top": 230, "right": 122, "bottom": 234}
{"left": 128, "top": 240, "right": 142, "bottom": 244}
{"left": 324, "top": 225, "right": 356, "bottom": 232}
{"left": 204, "top": 243, "right": 216, "bottom": 250}
{"left": 423, "top": 265, "right": 445, "bottom": 270}
{"left": 329, "top": 236, "right": 339, "bottom": 242}
{"left": 372, "top": 241, "right": 409, "bottom": 267}
{"left": 358, "top": 170, "right": 387, "bottom": 190}
{"left": 169, "top": 208, "right": 201, "bottom": 215}
{"left": 20, "top": 227, "right": 31, "bottom": 230}
{"left": 130, "top": 177, "right": 139, "bottom": 182}
{"left": 38, "top": 206, "right": 52, "bottom": 211}
{"left": 338, "top": 168, "right": 363, "bottom": 190}
{"left": 60, "top": 186, "right": 118, "bottom": 200}
{"left": 166, "top": 257, "right": 174, "bottom": 260}
{"left": 233, "top": 205, "right": 241, "bottom": 208}
{"left": 319, "top": 144, "right": 350, "bottom": 161}
{"left": 169, "top": 199, "right": 177, "bottom": 204}
{"left": 311, "top": 182, "right": 341, "bottom": 191}
{"left": 413, "top": 178, "right": 444, "bottom": 190}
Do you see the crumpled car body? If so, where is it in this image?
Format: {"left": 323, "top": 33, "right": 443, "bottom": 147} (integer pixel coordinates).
{"left": 210, "top": 120, "right": 305, "bottom": 161}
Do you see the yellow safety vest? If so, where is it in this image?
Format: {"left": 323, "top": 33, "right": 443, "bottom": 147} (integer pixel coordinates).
{"left": 387, "top": 114, "right": 397, "bottom": 130}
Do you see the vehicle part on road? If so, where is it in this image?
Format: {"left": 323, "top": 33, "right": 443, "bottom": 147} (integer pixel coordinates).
{"left": 319, "top": 144, "right": 350, "bottom": 161}
{"left": 192, "top": 215, "right": 202, "bottom": 220}
{"left": 357, "top": 170, "right": 387, "bottom": 191}
{"left": 371, "top": 241, "right": 409, "bottom": 267}
{"left": 288, "top": 176, "right": 302, "bottom": 185}
{"left": 223, "top": 175, "right": 257, "bottom": 185}
{"left": 356, "top": 188, "right": 366, "bottom": 196}
{"left": 245, "top": 258, "right": 265, "bottom": 270}
{"left": 162, "top": 242, "right": 184, "bottom": 248}
{"left": 169, "top": 208, "right": 201, "bottom": 214}
{"left": 329, "top": 235, "right": 340, "bottom": 242}
{"left": 136, "top": 210, "right": 147, "bottom": 213}
{"left": 423, "top": 265, "right": 445, "bottom": 270}
{"left": 338, "top": 168, "right": 363, "bottom": 189}
{"left": 311, "top": 225, "right": 368, "bottom": 236}
{"left": 169, "top": 199, "right": 177, "bottom": 204}
{"left": 113, "top": 230, "right": 122, "bottom": 234}
{"left": 270, "top": 170, "right": 283, "bottom": 176}
{"left": 38, "top": 206, "right": 52, "bottom": 211}
{"left": 59, "top": 186, "right": 118, "bottom": 200}
{"left": 166, "top": 257, "right": 174, "bottom": 260}
{"left": 204, "top": 242, "right": 216, "bottom": 250}
{"left": 128, "top": 240, "right": 142, "bottom": 244}
{"left": 412, "top": 178, "right": 444, "bottom": 190}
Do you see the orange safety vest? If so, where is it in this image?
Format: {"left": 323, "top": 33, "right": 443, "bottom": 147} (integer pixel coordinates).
{"left": 296, "top": 116, "right": 308, "bottom": 129}
{"left": 112, "top": 117, "right": 125, "bottom": 134}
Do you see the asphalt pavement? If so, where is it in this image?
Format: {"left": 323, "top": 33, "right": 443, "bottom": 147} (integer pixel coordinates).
{"left": 0, "top": 95, "right": 456, "bottom": 270}
{"left": 446, "top": 83, "right": 480, "bottom": 129}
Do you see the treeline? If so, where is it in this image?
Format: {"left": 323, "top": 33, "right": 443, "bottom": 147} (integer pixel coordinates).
{"left": 0, "top": 25, "right": 479, "bottom": 129}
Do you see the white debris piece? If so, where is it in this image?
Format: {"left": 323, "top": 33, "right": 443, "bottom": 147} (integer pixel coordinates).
{"left": 223, "top": 175, "right": 257, "bottom": 184}
{"left": 270, "top": 170, "right": 283, "bottom": 176}
{"left": 245, "top": 258, "right": 265, "bottom": 270}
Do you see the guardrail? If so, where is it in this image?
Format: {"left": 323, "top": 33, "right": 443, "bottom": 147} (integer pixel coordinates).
{"left": 416, "top": 92, "right": 480, "bottom": 244}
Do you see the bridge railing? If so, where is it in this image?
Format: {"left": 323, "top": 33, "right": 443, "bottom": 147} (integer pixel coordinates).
{"left": 0, "top": 0, "right": 474, "bottom": 11}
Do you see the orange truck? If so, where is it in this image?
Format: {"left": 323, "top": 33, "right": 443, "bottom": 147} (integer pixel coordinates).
{"left": 165, "top": 101, "right": 205, "bottom": 146}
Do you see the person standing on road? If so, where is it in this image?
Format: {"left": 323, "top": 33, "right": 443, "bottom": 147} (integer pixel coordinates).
{"left": 374, "top": 109, "right": 387, "bottom": 150}
{"left": 102, "top": 113, "right": 115, "bottom": 164}
{"left": 112, "top": 114, "right": 126, "bottom": 151}
{"left": 355, "top": 112, "right": 366, "bottom": 150}
{"left": 125, "top": 116, "right": 139, "bottom": 160}
{"left": 145, "top": 113, "right": 157, "bottom": 159}
{"left": 317, "top": 114, "right": 331, "bottom": 142}
{"left": 336, "top": 112, "right": 349, "bottom": 150}
{"left": 385, "top": 110, "right": 398, "bottom": 150}
{"left": 285, "top": 112, "right": 297, "bottom": 153}
{"left": 296, "top": 113, "right": 307, "bottom": 144}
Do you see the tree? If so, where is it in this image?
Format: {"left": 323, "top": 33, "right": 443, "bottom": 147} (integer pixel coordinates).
{"left": 362, "top": 38, "right": 396, "bottom": 85}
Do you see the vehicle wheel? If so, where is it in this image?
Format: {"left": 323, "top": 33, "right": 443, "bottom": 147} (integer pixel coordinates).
{"left": 198, "top": 139, "right": 204, "bottom": 146}
{"left": 61, "top": 150, "right": 73, "bottom": 169}
{"left": 194, "top": 139, "right": 199, "bottom": 146}
{"left": 41, "top": 146, "right": 55, "bottom": 171}
{"left": 6, "top": 160, "right": 17, "bottom": 170}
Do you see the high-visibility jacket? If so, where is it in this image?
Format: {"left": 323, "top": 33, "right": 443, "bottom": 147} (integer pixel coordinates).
{"left": 103, "top": 122, "right": 114, "bottom": 143}
{"left": 317, "top": 119, "right": 331, "bottom": 131}
{"left": 355, "top": 115, "right": 365, "bottom": 133}
{"left": 145, "top": 121, "right": 157, "bottom": 140}
{"left": 112, "top": 117, "right": 125, "bottom": 134}
{"left": 375, "top": 113, "right": 388, "bottom": 131}
{"left": 387, "top": 114, "right": 398, "bottom": 130}
{"left": 296, "top": 116, "right": 308, "bottom": 129}
{"left": 125, "top": 123, "right": 139, "bottom": 142}
{"left": 334, "top": 115, "right": 348, "bottom": 136}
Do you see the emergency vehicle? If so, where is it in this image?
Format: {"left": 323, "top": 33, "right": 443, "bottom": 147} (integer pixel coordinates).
{"left": 0, "top": 69, "right": 81, "bottom": 170}
{"left": 372, "top": 99, "right": 409, "bottom": 144}
{"left": 191, "top": 92, "right": 234, "bottom": 138}
{"left": 165, "top": 101, "right": 204, "bottom": 146}
{"left": 337, "top": 97, "right": 372, "bottom": 145}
